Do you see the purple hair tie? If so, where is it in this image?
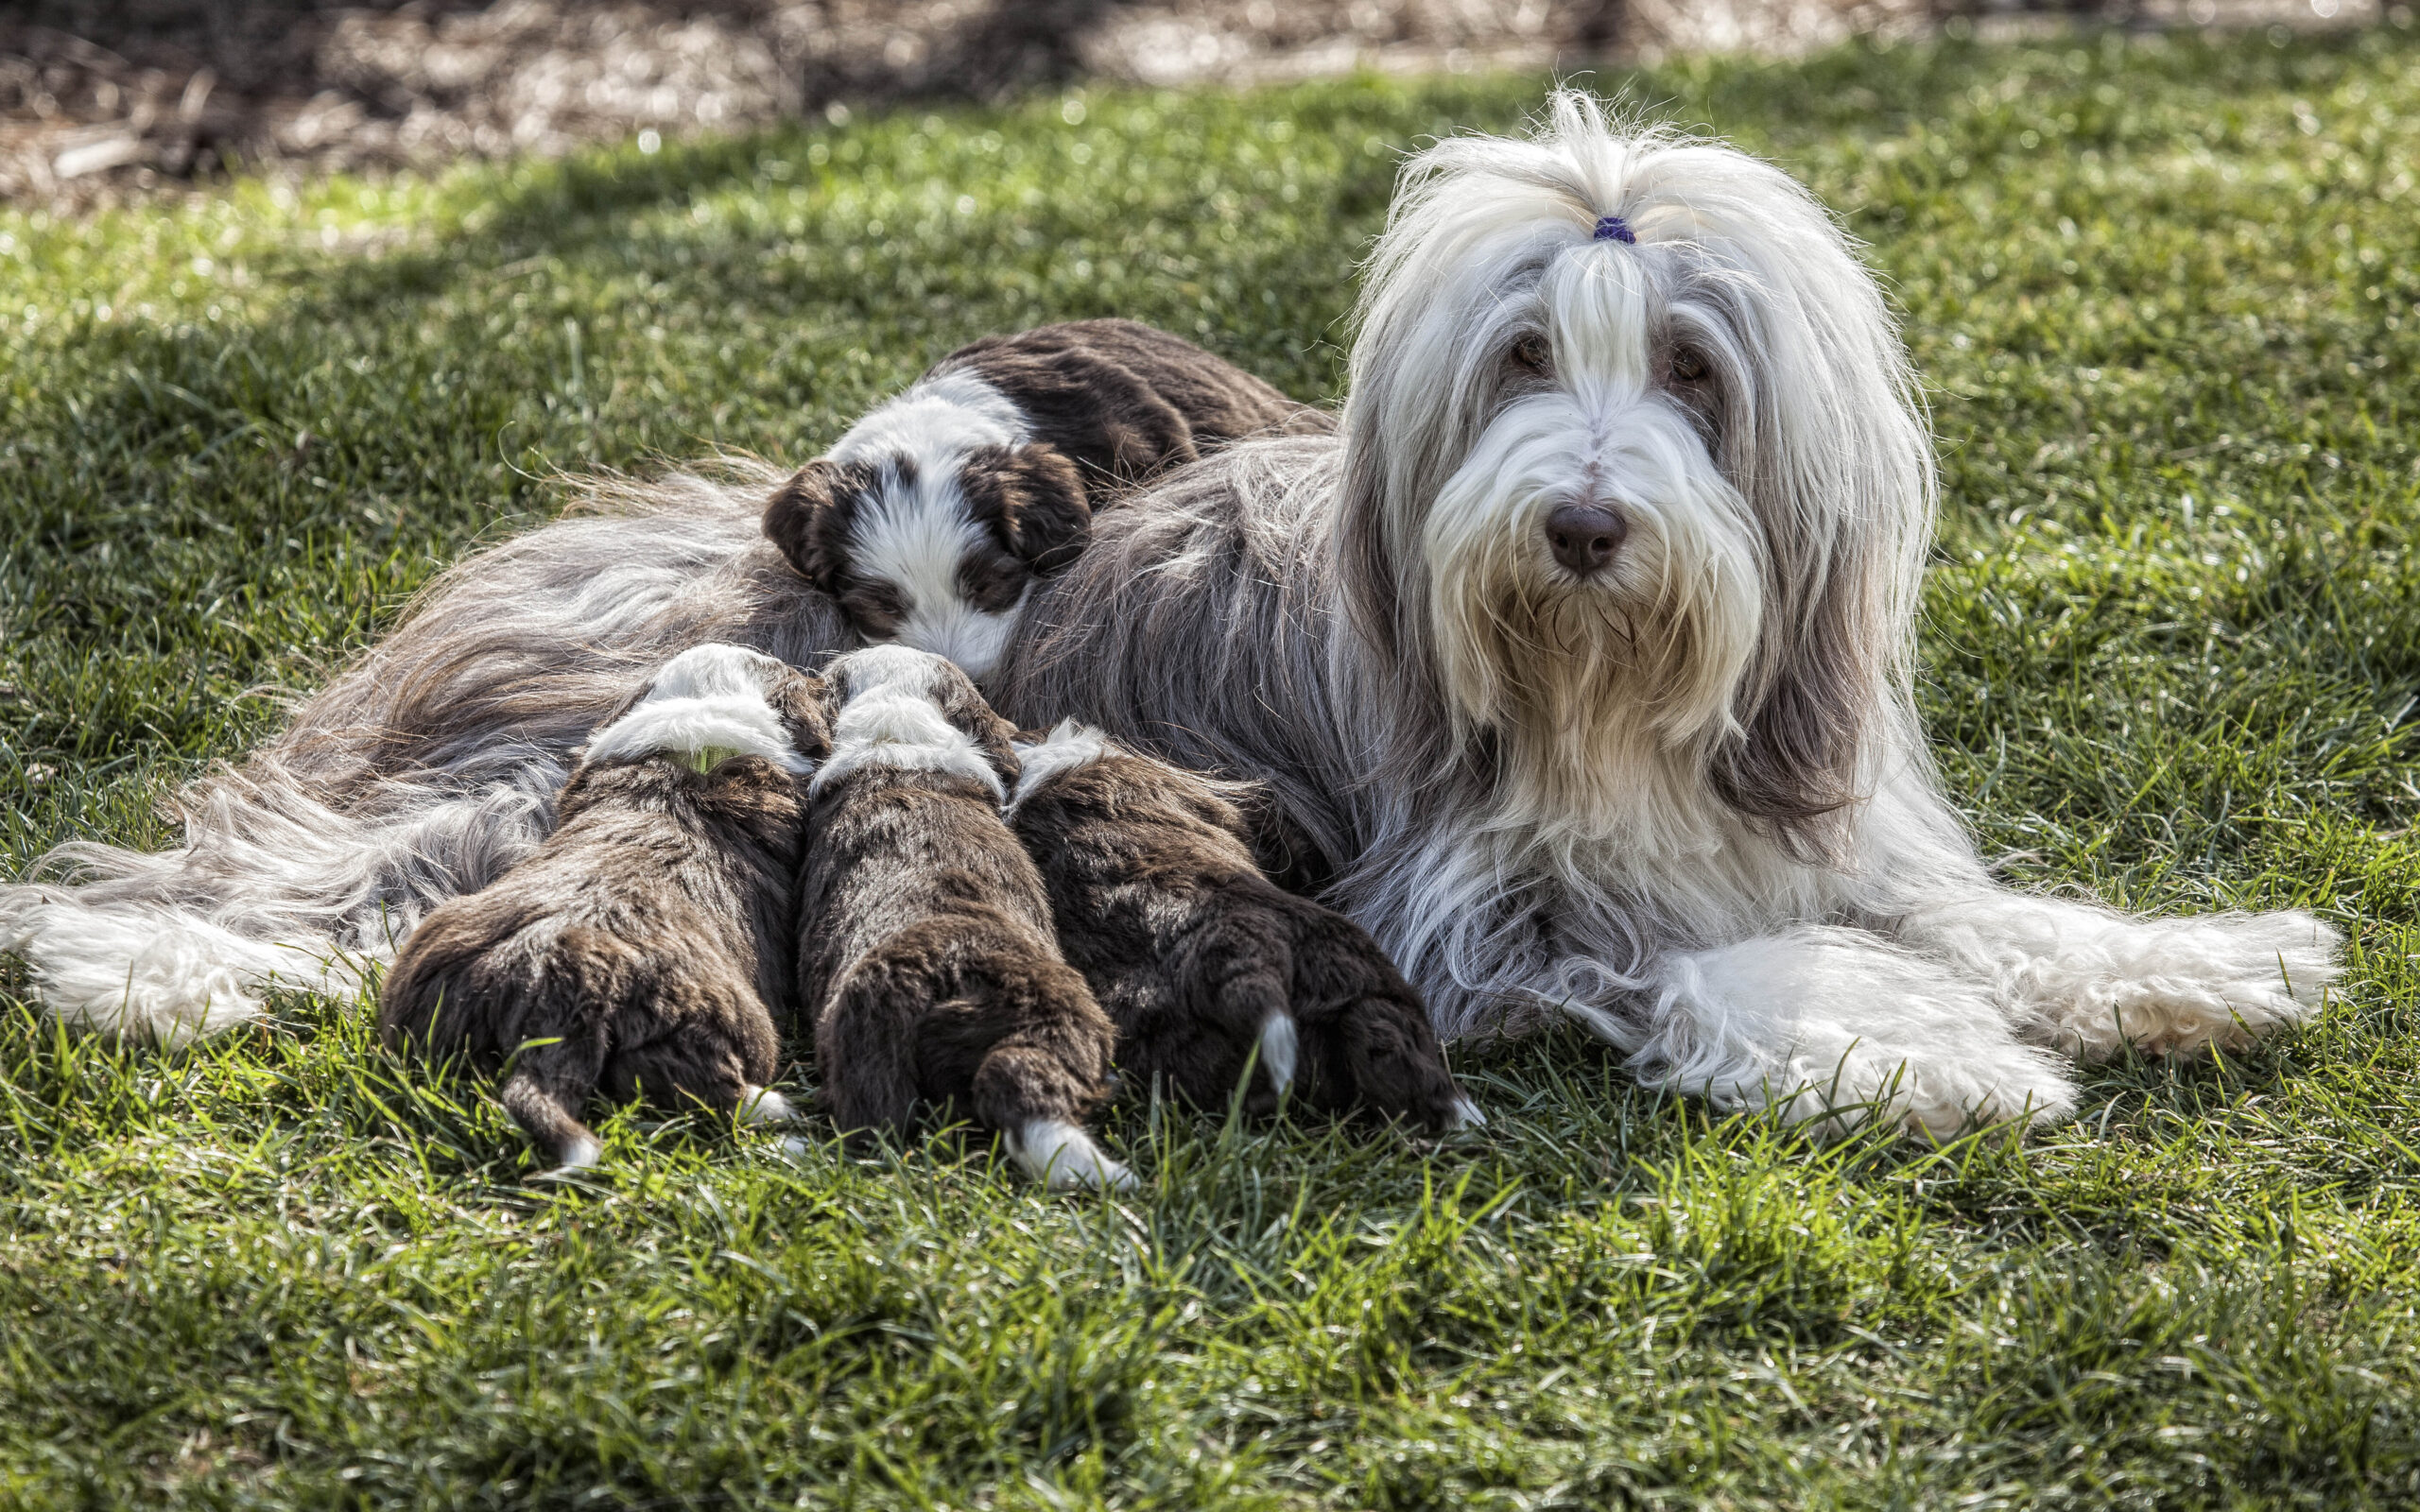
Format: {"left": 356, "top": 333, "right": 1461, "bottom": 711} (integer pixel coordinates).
{"left": 1593, "top": 215, "right": 1635, "bottom": 244}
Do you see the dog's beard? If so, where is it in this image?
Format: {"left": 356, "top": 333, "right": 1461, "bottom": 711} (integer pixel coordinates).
{"left": 1424, "top": 395, "right": 1763, "bottom": 858}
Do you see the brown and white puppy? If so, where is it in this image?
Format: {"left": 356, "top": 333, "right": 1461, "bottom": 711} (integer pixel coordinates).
{"left": 797, "top": 644, "right": 1127, "bottom": 1190}
{"left": 378, "top": 644, "right": 826, "bottom": 1171}
{"left": 761, "top": 318, "right": 1325, "bottom": 679}
{"left": 1006, "top": 723, "right": 1481, "bottom": 1131}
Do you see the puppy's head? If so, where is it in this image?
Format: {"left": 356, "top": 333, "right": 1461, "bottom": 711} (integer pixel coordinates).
{"left": 764, "top": 421, "right": 1089, "bottom": 680}
{"left": 809, "top": 644, "right": 1021, "bottom": 801}
{"left": 580, "top": 643, "right": 830, "bottom": 780}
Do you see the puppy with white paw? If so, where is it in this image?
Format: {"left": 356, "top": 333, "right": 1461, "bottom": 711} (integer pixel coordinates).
{"left": 378, "top": 644, "right": 825, "bottom": 1171}
{"left": 762, "top": 318, "right": 1324, "bottom": 679}
{"left": 798, "top": 646, "right": 1127, "bottom": 1191}
{"left": 1008, "top": 723, "right": 1478, "bottom": 1132}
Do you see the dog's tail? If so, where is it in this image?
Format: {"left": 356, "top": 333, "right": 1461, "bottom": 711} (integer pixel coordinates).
{"left": 0, "top": 759, "right": 559, "bottom": 1043}
{"left": 0, "top": 894, "right": 368, "bottom": 1044}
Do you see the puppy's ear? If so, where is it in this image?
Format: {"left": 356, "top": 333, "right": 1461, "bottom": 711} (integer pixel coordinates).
{"left": 964, "top": 443, "right": 1092, "bottom": 577}
{"left": 930, "top": 662, "right": 1022, "bottom": 785}
{"left": 768, "top": 667, "right": 835, "bottom": 765}
{"left": 763, "top": 459, "right": 853, "bottom": 593}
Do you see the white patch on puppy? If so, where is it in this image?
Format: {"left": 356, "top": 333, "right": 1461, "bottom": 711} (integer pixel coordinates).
{"left": 811, "top": 645, "right": 1006, "bottom": 800}
{"left": 1005, "top": 720, "right": 1113, "bottom": 816}
{"left": 585, "top": 643, "right": 816, "bottom": 773}
{"left": 1255, "top": 1010, "right": 1299, "bottom": 1095}
{"left": 738, "top": 1085, "right": 801, "bottom": 1125}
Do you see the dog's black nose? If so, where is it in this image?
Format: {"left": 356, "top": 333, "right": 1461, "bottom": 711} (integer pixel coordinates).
{"left": 1546, "top": 503, "right": 1626, "bottom": 578}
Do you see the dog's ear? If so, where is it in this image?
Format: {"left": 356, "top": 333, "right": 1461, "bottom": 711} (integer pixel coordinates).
{"left": 964, "top": 443, "right": 1092, "bottom": 577}
{"left": 763, "top": 459, "right": 853, "bottom": 593}
{"left": 767, "top": 667, "right": 835, "bottom": 765}
{"left": 928, "top": 661, "right": 1022, "bottom": 786}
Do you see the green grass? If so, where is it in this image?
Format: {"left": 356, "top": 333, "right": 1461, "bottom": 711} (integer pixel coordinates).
{"left": 7, "top": 19, "right": 2420, "bottom": 1508}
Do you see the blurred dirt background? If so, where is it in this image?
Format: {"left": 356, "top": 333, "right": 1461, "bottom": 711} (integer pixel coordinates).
{"left": 0, "top": 0, "right": 2387, "bottom": 202}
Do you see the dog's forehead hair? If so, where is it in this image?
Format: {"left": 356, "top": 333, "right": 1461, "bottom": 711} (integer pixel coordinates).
{"left": 827, "top": 379, "right": 1028, "bottom": 469}
{"left": 1537, "top": 249, "right": 1658, "bottom": 393}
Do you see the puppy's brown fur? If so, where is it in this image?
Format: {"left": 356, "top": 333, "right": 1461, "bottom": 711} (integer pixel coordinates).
{"left": 935, "top": 318, "right": 1325, "bottom": 489}
{"left": 378, "top": 646, "right": 827, "bottom": 1169}
{"left": 1007, "top": 726, "right": 1478, "bottom": 1131}
{"left": 797, "top": 646, "right": 1127, "bottom": 1189}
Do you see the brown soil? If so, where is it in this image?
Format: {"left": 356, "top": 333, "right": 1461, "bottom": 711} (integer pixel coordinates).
{"left": 0, "top": 0, "right": 2382, "bottom": 204}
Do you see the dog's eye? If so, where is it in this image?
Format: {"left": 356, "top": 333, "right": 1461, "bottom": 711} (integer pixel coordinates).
{"left": 1509, "top": 333, "right": 1553, "bottom": 377}
{"left": 1669, "top": 346, "right": 1710, "bottom": 384}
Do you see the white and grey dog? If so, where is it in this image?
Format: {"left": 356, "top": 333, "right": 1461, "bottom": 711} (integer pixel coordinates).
{"left": 3, "top": 93, "right": 2340, "bottom": 1137}
{"left": 991, "top": 92, "right": 2341, "bottom": 1134}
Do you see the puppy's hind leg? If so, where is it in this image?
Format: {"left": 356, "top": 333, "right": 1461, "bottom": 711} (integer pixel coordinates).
{"left": 1286, "top": 913, "right": 1478, "bottom": 1132}
{"left": 498, "top": 1033, "right": 610, "bottom": 1172}
{"left": 967, "top": 959, "right": 1130, "bottom": 1192}
{"left": 604, "top": 1009, "right": 786, "bottom": 1135}
{"left": 814, "top": 954, "right": 937, "bottom": 1143}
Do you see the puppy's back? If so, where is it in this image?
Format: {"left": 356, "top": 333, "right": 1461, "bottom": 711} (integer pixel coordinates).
{"left": 934, "top": 318, "right": 1326, "bottom": 486}
{"left": 379, "top": 644, "right": 825, "bottom": 1168}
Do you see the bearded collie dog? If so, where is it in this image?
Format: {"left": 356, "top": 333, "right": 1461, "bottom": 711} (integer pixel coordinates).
{"left": 990, "top": 93, "right": 2342, "bottom": 1136}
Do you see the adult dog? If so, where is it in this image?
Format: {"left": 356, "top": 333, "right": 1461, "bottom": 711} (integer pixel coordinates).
{"left": 4, "top": 94, "right": 2338, "bottom": 1136}
{"left": 990, "top": 93, "right": 2340, "bottom": 1134}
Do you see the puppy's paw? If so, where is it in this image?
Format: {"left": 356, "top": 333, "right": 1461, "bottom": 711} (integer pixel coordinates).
{"left": 1010, "top": 1119, "right": 1135, "bottom": 1193}
{"left": 738, "top": 1085, "right": 804, "bottom": 1125}
{"left": 1310, "top": 988, "right": 1472, "bottom": 1134}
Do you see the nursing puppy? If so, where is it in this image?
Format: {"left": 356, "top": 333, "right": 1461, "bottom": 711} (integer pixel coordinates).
{"left": 798, "top": 645, "right": 1127, "bottom": 1190}
{"left": 1008, "top": 724, "right": 1480, "bottom": 1130}
{"left": 379, "top": 644, "right": 825, "bottom": 1171}
{"left": 761, "top": 318, "right": 1323, "bottom": 679}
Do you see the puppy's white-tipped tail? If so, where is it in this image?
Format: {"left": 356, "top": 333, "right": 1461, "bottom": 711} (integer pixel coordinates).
{"left": 1256, "top": 1011, "right": 1299, "bottom": 1095}
{"left": 0, "top": 894, "right": 364, "bottom": 1045}
{"left": 1011, "top": 1119, "right": 1135, "bottom": 1192}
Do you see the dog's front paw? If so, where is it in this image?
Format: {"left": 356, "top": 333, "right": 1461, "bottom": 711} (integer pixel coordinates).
{"left": 2014, "top": 908, "right": 2342, "bottom": 1060}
